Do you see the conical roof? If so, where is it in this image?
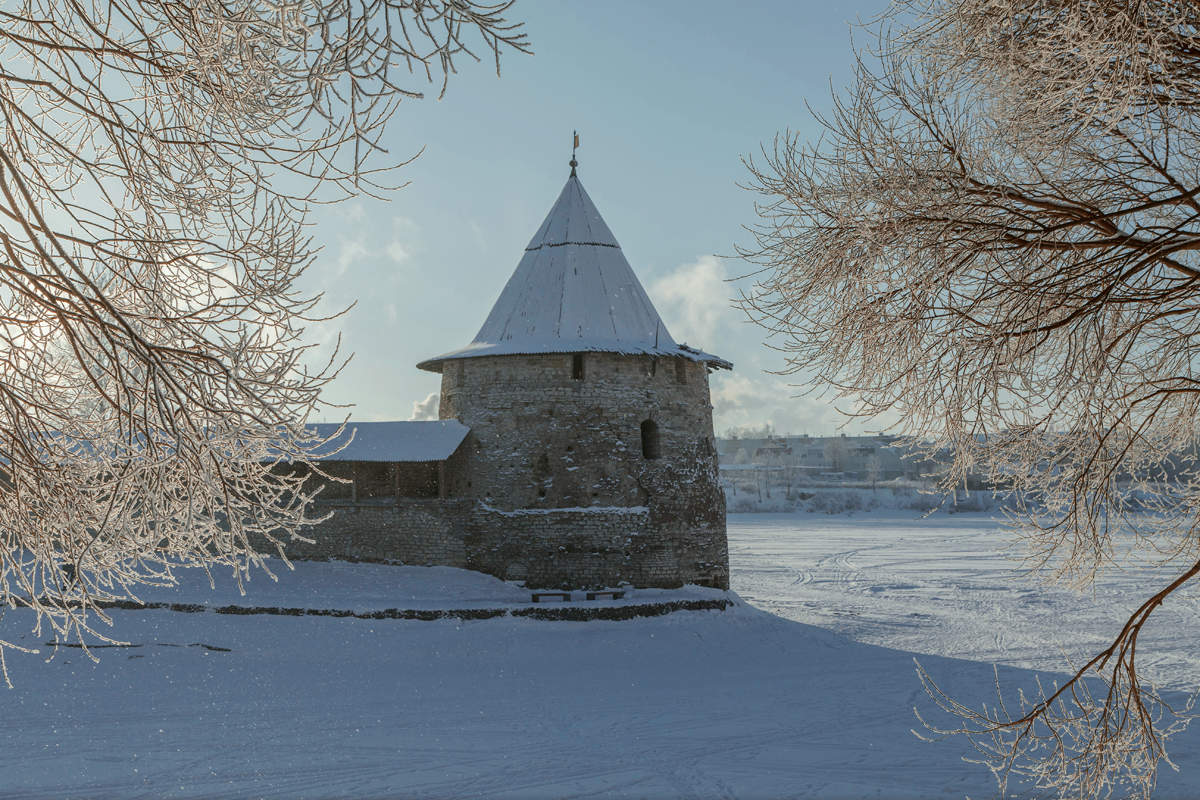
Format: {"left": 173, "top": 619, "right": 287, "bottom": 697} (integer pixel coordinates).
{"left": 417, "top": 173, "right": 730, "bottom": 372}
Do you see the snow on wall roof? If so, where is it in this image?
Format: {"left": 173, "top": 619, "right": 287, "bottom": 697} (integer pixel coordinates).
{"left": 417, "top": 174, "right": 730, "bottom": 372}
{"left": 306, "top": 420, "right": 469, "bottom": 463}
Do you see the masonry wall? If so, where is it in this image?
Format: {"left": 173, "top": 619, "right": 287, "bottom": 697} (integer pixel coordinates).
{"left": 281, "top": 496, "right": 720, "bottom": 590}
{"left": 438, "top": 352, "right": 728, "bottom": 589}
{"left": 273, "top": 499, "right": 470, "bottom": 566}
{"left": 464, "top": 505, "right": 650, "bottom": 588}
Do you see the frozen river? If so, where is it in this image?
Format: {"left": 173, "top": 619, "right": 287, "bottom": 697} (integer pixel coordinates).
{"left": 728, "top": 511, "right": 1200, "bottom": 691}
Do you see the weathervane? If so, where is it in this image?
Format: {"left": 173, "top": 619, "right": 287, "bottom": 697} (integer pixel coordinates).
{"left": 570, "top": 131, "right": 579, "bottom": 176}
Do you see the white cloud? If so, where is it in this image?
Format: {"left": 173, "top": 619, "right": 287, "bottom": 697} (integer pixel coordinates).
{"left": 711, "top": 373, "right": 772, "bottom": 415}
{"left": 386, "top": 242, "right": 411, "bottom": 264}
{"left": 409, "top": 391, "right": 439, "bottom": 420}
{"left": 709, "top": 371, "right": 853, "bottom": 438}
{"left": 317, "top": 214, "right": 421, "bottom": 284}
{"left": 467, "top": 219, "right": 487, "bottom": 251}
{"left": 648, "top": 255, "right": 734, "bottom": 347}
{"left": 338, "top": 203, "right": 367, "bottom": 225}
{"left": 386, "top": 216, "right": 420, "bottom": 266}
{"left": 330, "top": 238, "right": 368, "bottom": 281}
{"left": 648, "top": 255, "right": 853, "bottom": 435}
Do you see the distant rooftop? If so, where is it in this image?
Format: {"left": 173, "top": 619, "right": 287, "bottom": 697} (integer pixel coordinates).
{"left": 418, "top": 172, "right": 730, "bottom": 372}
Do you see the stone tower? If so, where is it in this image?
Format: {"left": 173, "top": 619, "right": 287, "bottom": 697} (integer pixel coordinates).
{"left": 417, "top": 168, "right": 731, "bottom": 590}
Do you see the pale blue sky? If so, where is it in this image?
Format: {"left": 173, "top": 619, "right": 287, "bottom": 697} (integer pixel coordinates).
{"left": 305, "top": 1, "right": 891, "bottom": 435}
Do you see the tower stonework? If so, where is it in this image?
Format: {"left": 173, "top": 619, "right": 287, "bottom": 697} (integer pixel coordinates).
{"left": 418, "top": 170, "right": 731, "bottom": 590}
{"left": 437, "top": 353, "right": 726, "bottom": 588}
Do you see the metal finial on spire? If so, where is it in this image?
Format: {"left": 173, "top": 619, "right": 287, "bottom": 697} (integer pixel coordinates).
{"left": 569, "top": 130, "right": 579, "bottom": 176}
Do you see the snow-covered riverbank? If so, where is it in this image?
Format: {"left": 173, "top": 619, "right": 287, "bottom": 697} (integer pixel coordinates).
{"left": 1, "top": 511, "right": 1198, "bottom": 799}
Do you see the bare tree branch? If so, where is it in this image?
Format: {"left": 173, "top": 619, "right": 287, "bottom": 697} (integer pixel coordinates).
{"left": 0, "top": 0, "right": 528, "bottom": 683}
{"left": 741, "top": 1, "right": 1200, "bottom": 795}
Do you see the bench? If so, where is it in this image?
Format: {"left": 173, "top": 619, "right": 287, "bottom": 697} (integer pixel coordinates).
{"left": 530, "top": 592, "right": 571, "bottom": 603}
{"left": 585, "top": 590, "right": 625, "bottom": 601}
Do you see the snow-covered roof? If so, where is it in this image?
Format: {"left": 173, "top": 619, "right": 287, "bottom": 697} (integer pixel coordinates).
{"left": 306, "top": 420, "right": 469, "bottom": 463}
{"left": 417, "top": 174, "right": 730, "bottom": 372}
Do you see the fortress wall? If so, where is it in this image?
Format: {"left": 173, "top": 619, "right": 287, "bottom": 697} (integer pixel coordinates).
{"left": 269, "top": 499, "right": 470, "bottom": 566}
{"left": 270, "top": 351, "right": 729, "bottom": 590}
{"left": 463, "top": 505, "right": 652, "bottom": 589}
{"left": 266, "top": 493, "right": 723, "bottom": 590}
{"left": 462, "top": 502, "right": 721, "bottom": 590}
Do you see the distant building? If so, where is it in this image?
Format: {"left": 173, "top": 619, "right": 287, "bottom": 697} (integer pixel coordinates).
{"left": 286, "top": 164, "right": 732, "bottom": 589}
{"left": 717, "top": 434, "right": 917, "bottom": 481}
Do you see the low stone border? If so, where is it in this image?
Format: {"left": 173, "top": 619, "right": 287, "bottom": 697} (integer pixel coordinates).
{"left": 84, "top": 597, "right": 732, "bottom": 622}
{"left": 513, "top": 599, "right": 730, "bottom": 621}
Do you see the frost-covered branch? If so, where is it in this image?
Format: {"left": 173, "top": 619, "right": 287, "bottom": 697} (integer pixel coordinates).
{"left": 741, "top": 0, "right": 1200, "bottom": 795}
{"left": 0, "top": 0, "right": 527, "bottom": 681}
{"left": 917, "top": 560, "right": 1199, "bottom": 798}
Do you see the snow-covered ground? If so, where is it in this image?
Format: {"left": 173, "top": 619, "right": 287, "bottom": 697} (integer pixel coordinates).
{"left": 729, "top": 510, "right": 1200, "bottom": 691}
{"left": 2, "top": 511, "right": 1199, "bottom": 798}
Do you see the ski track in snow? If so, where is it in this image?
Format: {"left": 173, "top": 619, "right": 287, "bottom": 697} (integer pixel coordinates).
{"left": 3, "top": 511, "right": 1200, "bottom": 798}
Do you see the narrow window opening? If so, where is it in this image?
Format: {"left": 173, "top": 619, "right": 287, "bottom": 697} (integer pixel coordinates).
{"left": 649, "top": 358, "right": 657, "bottom": 378}
{"left": 641, "top": 420, "right": 660, "bottom": 460}
{"left": 533, "top": 452, "right": 551, "bottom": 500}
{"left": 572, "top": 353, "right": 585, "bottom": 380}
{"left": 675, "top": 358, "right": 688, "bottom": 385}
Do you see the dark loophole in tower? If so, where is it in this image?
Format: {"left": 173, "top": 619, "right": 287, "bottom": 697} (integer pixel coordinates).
{"left": 641, "top": 419, "right": 660, "bottom": 460}
{"left": 572, "top": 353, "right": 585, "bottom": 380}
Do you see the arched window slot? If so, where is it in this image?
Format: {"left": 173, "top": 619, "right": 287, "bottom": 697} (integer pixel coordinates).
{"left": 572, "top": 353, "right": 585, "bottom": 380}
{"left": 641, "top": 420, "right": 661, "bottom": 460}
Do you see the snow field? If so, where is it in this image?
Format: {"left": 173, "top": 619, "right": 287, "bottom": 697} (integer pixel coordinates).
{"left": 729, "top": 511, "right": 1200, "bottom": 691}
{"left": 1, "top": 511, "right": 1199, "bottom": 798}
{"left": 1, "top": 601, "right": 1003, "bottom": 799}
